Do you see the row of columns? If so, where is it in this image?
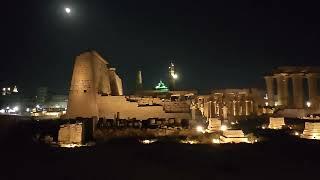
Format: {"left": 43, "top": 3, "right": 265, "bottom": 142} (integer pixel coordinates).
{"left": 206, "top": 99, "right": 254, "bottom": 119}
{"left": 264, "top": 73, "right": 318, "bottom": 108}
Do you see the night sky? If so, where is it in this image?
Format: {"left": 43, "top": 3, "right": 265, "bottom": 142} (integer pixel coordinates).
{"left": 1, "top": 0, "right": 320, "bottom": 95}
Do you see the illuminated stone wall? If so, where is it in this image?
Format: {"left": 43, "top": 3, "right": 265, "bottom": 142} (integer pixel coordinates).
{"left": 58, "top": 123, "right": 83, "bottom": 144}
{"left": 268, "top": 117, "right": 285, "bottom": 129}
{"left": 220, "top": 130, "right": 248, "bottom": 143}
{"left": 66, "top": 50, "right": 190, "bottom": 121}
{"left": 66, "top": 51, "right": 123, "bottom": 119}
{"left": 97, "top": 96, "right": 191, "bottom": 120}
{"left": 302, "top": 122, "right": 320, "bottom": 140}
{"left": 66, "top": 51, "right": 100, "bottom": 118}
{"left": 207, "top": 118, "right": 221, "bottom": 131}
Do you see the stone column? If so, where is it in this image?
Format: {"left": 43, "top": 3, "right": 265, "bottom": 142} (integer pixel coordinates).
{"left": 222, "top": 105, "right": 228, "bottom": 120}
{"left": 275, "top": 74, "right": 289, "bottom": 106}
{"left": 306, "top": 73, "right": 318, "bottom": 108}
{"left": 264, "top": 76, "right": 275, "bottom": 106}
{"left": 209, "top": 101, "right": 212, "bottom": 118}
{"left": 250, "top": 100, "right": 254, "bottom": 114}
{"left": 291, "top": 73, "right": 304, "bottom": 108}
{"left": 213, "top": 101, "right": 217, "bottom": 116}
{"left": 245, "top": 100, "right": 250, "bottom": 116}
{"left": 233, "top": 100, "right": 237, "bottom": 116}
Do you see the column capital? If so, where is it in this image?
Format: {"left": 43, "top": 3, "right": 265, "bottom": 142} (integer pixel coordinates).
{"left": 274, "top": 73, "right": 289, "bottom": 77}
{"left": 306, "top": 73, "right": 319, "bottom": 78}
{"left": 290, "top": 73, "right": 305, "bottom": 78}
{"left": 264, "top": 75, "right": 274, "bottom": 79}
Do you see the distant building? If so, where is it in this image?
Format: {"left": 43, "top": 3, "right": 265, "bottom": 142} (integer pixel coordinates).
{"left": 0, "top": 85, "right": 21, "bottom": 115}
{"left": 36, "top": 87, "right": 48, "bottom": 104}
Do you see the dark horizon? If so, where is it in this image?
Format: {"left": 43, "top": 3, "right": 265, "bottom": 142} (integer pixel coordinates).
{"left": 1, "top": 0, "right": 320, "bottom": 95}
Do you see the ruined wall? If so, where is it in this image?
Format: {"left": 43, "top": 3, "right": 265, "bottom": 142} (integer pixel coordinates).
{"left": 97, "top": 96, "right": 191, "bottom": 120}
{"left": 108, "top": 68, "right": 123, "bottom": 96}
{"left": 58, "top": 123, "right": 84, "bottom": 144}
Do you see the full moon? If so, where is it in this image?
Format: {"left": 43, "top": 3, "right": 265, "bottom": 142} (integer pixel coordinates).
{"left": 65, "top": 7, "right": 71, "bottom": 14}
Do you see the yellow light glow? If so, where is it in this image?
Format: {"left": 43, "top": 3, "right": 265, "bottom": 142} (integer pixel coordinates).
{"left": 220, "top": 125, "right": 227, "bottom": 131}
{"left": 294, "top": 132, "right": 299, "bottom": 136}
{"left": 45, "top": 112, "right": 60, "bottom": 117}
{"left": 196, "top": 126, "right": 204, "bottom": 133}
{"left": 59, "top": 143, "right": 91, "bottom": 148}
{"left": 306, "top": 101, "right": 311, "bottom": 108}
{"left": 140, "top": 139, "right": 157, "bottom": 144}
{"left": 180, "top": 140, "right": 199, "bottom": 144}
{"left": 212, "top": 139, "right": 220, "bottom": 144}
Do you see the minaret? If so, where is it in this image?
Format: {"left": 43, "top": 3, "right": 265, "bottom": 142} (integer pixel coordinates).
{"left": 136, "top": 70, "right": 143, "bottom": 90}
{"left": 168, "top": 62, "right": 178, "bottom": 91}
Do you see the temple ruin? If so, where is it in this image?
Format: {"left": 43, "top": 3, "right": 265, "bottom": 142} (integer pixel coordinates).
{"left": 199, "top": 88, "right": 265, "bottom": 120}
{"left": 65, "top": 51, "right": 191, "bottom": 121}
{"left": 264, "top": 66, "right": 320, "bottom": 109}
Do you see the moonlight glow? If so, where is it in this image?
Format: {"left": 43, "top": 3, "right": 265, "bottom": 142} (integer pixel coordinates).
{"left": 65, "top": 7, "right": 71, "bottom": 14}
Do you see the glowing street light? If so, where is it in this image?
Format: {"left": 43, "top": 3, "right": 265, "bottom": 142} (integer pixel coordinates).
{"left": 196, "top": 125, "right": 204, "bottom": 133}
